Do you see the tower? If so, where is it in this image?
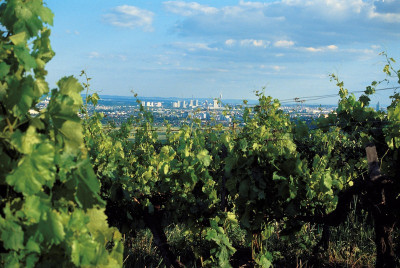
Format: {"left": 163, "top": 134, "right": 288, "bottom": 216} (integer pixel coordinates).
{"left": 213, "top": 99, "right": 218, "bottom": 109}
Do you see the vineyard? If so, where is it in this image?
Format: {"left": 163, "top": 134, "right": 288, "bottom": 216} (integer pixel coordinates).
{"left": 1, "top": 1, "right": 400, "bottom": 267}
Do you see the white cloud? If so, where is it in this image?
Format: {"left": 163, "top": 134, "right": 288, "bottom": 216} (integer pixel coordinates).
{"left": 160, "top": 0, "right": 399, "bottom": 72}
{"left": 274, "top": 40, "right": 294, "bottom": 48}
{"left": 66, "top": 30, "right": 80, "bottom": 36}
{"left": 239, "top": 0, "right": 268, "bottom": 9}
{"left": 304, "top": 47, "right": 323, "bottom": 52}
{"left": 327, "top": 45, "right": 338, "bottom": 50}
{"left": 304, "top": 45, "right": 338, "bottom": 52}
{"left": 260, "top": 64, "right": 286, "bottom": 71}
{"left": 282, "top": 0, "right": 400, "bottom": 23}
{"left": 368, "top": 0, "right": 400, "bottom": 22}
{"left": 224, "top": 38, "right": 270, "bottom": 48}
{"left": 89, "top": 51, "right": 101, "bottom": 59}
{"left": 343, "top": 48, "right": 374, "bottom": 55}
{"left": 167, "top": 0, "right": 400, "bottom": 45}
{"left": 172, "top": 42, "right": 218, "bottom": 51}
{"left": 225, "top": 39, "right": 236, "bottom": 46}
{"left": 369, "top": 10, "right": 400, "bottom": 23}
{"left": 104, "top": 5, "right": 154, "bottom": 31}
{"left": 282, "top": 0, "right": 368, "bottom": 19}
{"left": 88, "top": 52, "right": 128, "bottom": 61}
{"left": 163, "top": 1, "right": 218, "bottom": 16}
{"left": 240, "top": 39, "right": 269, "bottom": 48}
{"left": 272, "top": 65, "right": 285, "bottom": 71}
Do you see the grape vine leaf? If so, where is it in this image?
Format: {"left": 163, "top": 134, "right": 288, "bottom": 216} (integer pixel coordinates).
{"left": 6, "top": 142, "right": 55, "bottom": 195}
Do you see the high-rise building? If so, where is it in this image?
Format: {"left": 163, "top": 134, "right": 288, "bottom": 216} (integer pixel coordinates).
{"left": 213, "top": 99, "right": 219, "bottom": 109}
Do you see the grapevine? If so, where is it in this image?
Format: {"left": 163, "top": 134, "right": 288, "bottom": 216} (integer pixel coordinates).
{"left": 1, "top": 1, "right": 400, "bottom": 267}
{"left": 0, "top": 1, "right": 123, "bottom": 267}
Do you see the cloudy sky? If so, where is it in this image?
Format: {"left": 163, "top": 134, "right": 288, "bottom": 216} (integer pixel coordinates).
{"left": 45, "top": 0, "right": 400, "bottom": 104}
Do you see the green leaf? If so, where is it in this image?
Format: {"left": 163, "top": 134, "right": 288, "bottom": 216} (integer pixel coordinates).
{"left": 23, "top": 195, "right": 51, "bottom": 223}
{"left": 57, "top": 76, "right": 84, "bottom": 105}
{"left": 25, "top": 253, "right": 39, "bottom": 268}
{"left": 34, "top": 4, "right": 54, "bottom": 25}
{"left": 10, "top": 1, "right": 46, "bottom": 37}
{"left": 14, "top": 46, "right": 37, "bottom": 70}
{"left": 7, "top": 76, "right": 36, "bottom": 117}
{"left": 38, "top": 210, "right": 66, "bottom": 245}
{"left": 70, "top": 238, "right": 98, "bottom": 266}
{"left": 59, "top": 120, "right": 84, "bottom": 151}
{"left": 33, "top": 78, "right": 49, "bottom": 97}
{"left": 86, "top": 208, "right": 113, "bottom": 239}
{"left": 239, "top": 139, "right": 248, "bottom": 151}
{"left": 3, "top": 251, "right": 21, "bottom": 267}
{"left": 48, "top": 76, "right": 85, "bottom": 152}
{"left": 10, "top": 126, "right": 41, "bottom": 154}
{"left": 9, "top": 32, "right": 27, "bottom": 45}
{"left": 75, "top": 159, "right": 104, "bottom": 209}
{"left": 0, "top": 218, "right": 24, "bottom": 250}
{"left": 196, "top": 149, "right": 211, "bottom": 167}
{"left": 0, "top": 81, "right": 6, "bottom": 98}
{"left": 383, "top": 64, "right": 391, "bottom": 75}
{"left": 255, "top": 253, "right": 273, "bottom": 268}
{"left": 163, "top": 163, "right": 169, "bottom": 175}
{"left": 0, "top": 62, "right": 10, "bottom": 79}
{"left": 239, "top": 179, "right": 249, "bottom": 197}
{"left": 91, "top": 92, "right": 100, "bottom": 106}
{"left": 67, "top": 210, "right": 90, "bottom": 231}
{"left": 6, "top": 142, "right": 55, "bottom": 195}
{"left": 26, "top": 238, "right": 41, "bottom": 254}
{"left": 272, "top": 172, "right": 285, "bottom": 181}
{"left": 321, "top": 174, "right": 332, "bottom": 192}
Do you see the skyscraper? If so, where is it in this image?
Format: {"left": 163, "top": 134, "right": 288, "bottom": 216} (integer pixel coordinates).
{"left": 213, "top": 99, "right": 218, "bottom": 109}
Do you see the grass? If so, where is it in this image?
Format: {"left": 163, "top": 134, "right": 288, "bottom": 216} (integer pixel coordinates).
{"left": 121, "top": 204, "right": 393, "bottom": 267}
{"left": 323, "top": 197, "right": 376, "bottom": 267}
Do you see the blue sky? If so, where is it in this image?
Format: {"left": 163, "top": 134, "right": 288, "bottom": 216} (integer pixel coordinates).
{"left": 45, "top": 0, "right": 400, "bottom": 104}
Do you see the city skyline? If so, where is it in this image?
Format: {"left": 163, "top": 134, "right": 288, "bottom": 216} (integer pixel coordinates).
{"left": 45, "top": 0, "right": 400, "bottom": 105}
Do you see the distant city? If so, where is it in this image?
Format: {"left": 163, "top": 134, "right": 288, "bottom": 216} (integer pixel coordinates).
{"left": 33, "top": 95, "right": 384, "bottom": 127}
{"left": 90, "top": 95, "right": 338, "bottom": 126}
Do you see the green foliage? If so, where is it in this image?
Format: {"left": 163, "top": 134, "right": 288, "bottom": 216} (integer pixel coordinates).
{"left": 4, "top": 1, "right": 400, "bottom": 267}
{"left": 0, "top": 0, "right": 122, "bottom": 267}
{"left": 204, "top": 218, "right": 236, "bottom": 268}
{"left": 83, "top": 54, "right": 400, "bottom": 265}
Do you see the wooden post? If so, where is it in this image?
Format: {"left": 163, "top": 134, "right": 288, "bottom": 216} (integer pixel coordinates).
{"left": 365, "top": 144, "right": 396, "bottom": 268}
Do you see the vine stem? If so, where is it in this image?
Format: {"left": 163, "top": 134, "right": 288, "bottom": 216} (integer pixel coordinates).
{"left": 6, "top": 117, "right": 13, "bottom": 133}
